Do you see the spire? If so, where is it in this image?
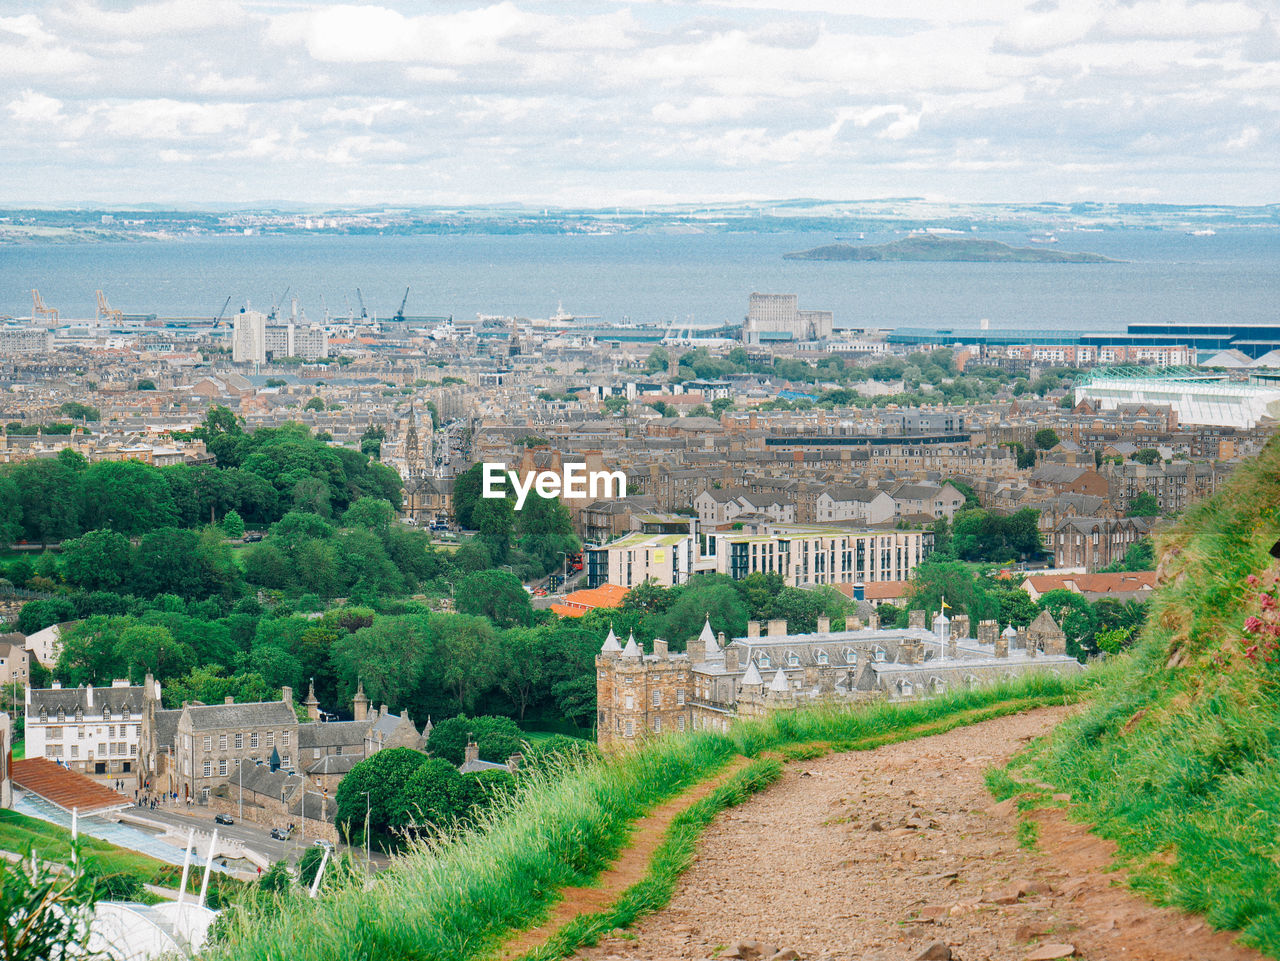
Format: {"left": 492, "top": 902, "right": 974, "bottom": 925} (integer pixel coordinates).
{"left": 741, "top": 659, "right": 763, "bottom": 687}
{"left": 622, "top": 631, "right": 641, "bottom": 658}
{"left": 769, "top": 667, "right": 790, "bottom": 694}
{"left": 601, "top": 625, "right": 622, "bottom": 654}
{"left": 700, "top": 615, "right": 723, "bottom": 659}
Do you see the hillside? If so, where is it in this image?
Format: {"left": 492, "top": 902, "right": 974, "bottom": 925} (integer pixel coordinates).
{"left": 1021, "top": 435, "right": 1280, "bottom": 954}
{"left": 782, "top": 234, "right": 1118, "bottom": 262}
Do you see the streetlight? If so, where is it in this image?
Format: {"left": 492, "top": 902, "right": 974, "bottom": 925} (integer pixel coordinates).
{"left": 361, "top": 790, "right": 371, "bottom": 872}
{"left": 556, "top": 551, "right": 569, "bottom": 590}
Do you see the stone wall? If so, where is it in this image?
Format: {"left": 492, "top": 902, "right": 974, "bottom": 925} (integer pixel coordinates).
{"left": 206, "top": 794, "right": 339, "bottom": 845}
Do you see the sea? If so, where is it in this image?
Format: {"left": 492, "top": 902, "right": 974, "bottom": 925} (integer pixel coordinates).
{"left": 2, "top": 227, "right": 1278, "bottom": 334}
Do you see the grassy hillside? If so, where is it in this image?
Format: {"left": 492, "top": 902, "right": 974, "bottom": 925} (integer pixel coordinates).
{"left": 205, "top": 675, "right": 1083, "bottom": 961}
{"left": 1019, "top": 435, "right": 1280, "bottom": 955}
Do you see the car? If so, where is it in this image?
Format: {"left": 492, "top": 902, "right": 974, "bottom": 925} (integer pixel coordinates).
{"left": 313, "top": 839, "right": 334, "bottom": 850}
{"left": 214, "top": 813, "right": 234, "bottom": 825}
{"left": 269, "top": 827, "right": 290, "bottom": 840}
{"left": 243, "top": 533, "right": 264, "bottom": 543}
{"left": 533, "top": 588, "right": 547, "bottom": 597}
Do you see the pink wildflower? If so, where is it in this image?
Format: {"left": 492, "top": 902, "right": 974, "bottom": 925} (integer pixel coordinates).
{"left": 1245, "top": 616, "right": 1264, "bottom": 634}
{"left": 1261, "top": 593, "right": 1277, "bottom": 611}
{"left": 1248, "top": 575, "right": 1261, "bottom": 587}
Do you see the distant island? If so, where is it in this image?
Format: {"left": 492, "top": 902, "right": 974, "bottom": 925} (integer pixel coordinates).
{"left": 783, "top": 234, "right": 1120, "bottom": 263}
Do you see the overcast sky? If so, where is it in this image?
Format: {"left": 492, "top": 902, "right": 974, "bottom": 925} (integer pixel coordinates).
{"left": 2, "top": 0, "right": 1277, "bottom": 206}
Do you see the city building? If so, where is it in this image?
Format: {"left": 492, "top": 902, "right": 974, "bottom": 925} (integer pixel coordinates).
{"left": 0, "top": 634, "right": 29, "bottom": 687}
{"left": 1051, "top": 516, "right": 1154, "bottom": 571}
{"left": 743, "top": 293, "right": 833, "bottom": 345}
{"left": 0, "top": 327, "right": 54, "bottom": 355}
{"left": 1076, "top": 368, "right": 1280, "bottom": 429}
{"left": 25, "top": 678, "right": 153, "bottom": 780}
{"left": 231, "top": 308, "right": 267, "bottom": 364}
{"left": 172, "top": 690, "right": 301, "bottom": 801}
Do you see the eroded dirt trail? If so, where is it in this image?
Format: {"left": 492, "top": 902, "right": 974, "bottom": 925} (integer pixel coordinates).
{"left": 572, "top": 706, "right": 1266, "bottom": 961}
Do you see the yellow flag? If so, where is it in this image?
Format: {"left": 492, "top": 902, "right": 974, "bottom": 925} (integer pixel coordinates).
{"left": 941, "top": 597, "right": 951, "bottom": 610}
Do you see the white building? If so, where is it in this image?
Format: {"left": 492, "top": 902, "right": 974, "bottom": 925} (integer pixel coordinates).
{"left": 1077, "top": 372, "right": 1280, "bottom": 429}
{"left": 25, "top": 622, "right": 70, "bottom": 669}
{"left": 0, "top": 327, "right": 53, "bottom": 354}
{"left": 25, "top": 678, "right": 157, "bottom": 781}
{"left": 264, "top": 323, "right": 328, "bottom": 362}
{"left": 744, "top": 293, "right": 833, "bottom": 344}
{"left": 231, "top": 308, "right": 267, "bottom": 364}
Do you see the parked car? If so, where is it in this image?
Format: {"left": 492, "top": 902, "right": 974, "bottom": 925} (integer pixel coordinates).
{"left": 214, "top": 813, "right": 234, "bottom": 825}
{"left": 313, "top": 839, "right": 334, "bottom": 849}
{"left": 269, "top": 827, "right": 290, "bottom": 840}
{"left": 243, "top": 533, "right": 264, "bottom": 543}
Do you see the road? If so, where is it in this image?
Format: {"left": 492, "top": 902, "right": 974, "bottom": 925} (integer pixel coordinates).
{"left": 117, "top": 804, "right": 341, "bottom": 866}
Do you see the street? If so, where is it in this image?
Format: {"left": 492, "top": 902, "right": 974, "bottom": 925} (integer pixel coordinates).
{"left": 116, "top": 804, "right": 350, "bottom": 867}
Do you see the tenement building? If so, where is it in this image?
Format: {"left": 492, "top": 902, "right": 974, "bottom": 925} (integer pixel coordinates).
{"left": 25, "top": 678, "right": 156, "bottom": 780}
{"left": 596, "top": 612, "right": 1082, "bottom": 749}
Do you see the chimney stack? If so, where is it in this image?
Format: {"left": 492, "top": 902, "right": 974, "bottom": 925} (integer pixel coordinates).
{"left": 908, "top": 610, "right": 926, "bottom": 630}
{"left": 281, "top": 686, "right": 293, "bottom": 706}
{"left": 465, "top": 739, "right": 479, "bottom": 764}
{"left": 816, "top": 615, "right": 831, "bottom": 634}
{"left": 747, "top": 620, "right": 761, "bottom": 639}
{"left": 951, "top": 613, "right": 970, "bottom": 639}
{"left": 767, "top": 619, "right": 788, "bottom": 637}
{"left": 653, "top": 638, "right": 668, "bottom": 659}
{"left": 725, "top": 648, "right": 740, "bottom": 673}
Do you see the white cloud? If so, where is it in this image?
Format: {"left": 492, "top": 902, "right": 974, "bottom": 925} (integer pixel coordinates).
{"left": 8, "top": 90, "right": 65, "bottom": 124}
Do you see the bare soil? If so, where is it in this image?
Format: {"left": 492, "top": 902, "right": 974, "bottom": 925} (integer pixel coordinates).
{"left": 567, "top": 706, "right": 1267, "bottom": 961}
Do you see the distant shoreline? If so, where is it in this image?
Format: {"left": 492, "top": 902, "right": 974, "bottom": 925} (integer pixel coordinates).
{"left": 783, "top": 235, "right": 1121, "bottom": 263}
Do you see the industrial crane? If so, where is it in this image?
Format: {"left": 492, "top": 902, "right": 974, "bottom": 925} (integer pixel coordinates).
{"left": 267, "top": 286, "right": 290, "bottom": 322}
{"left": 95, "top": 290, "right": 124, "bottom": 326}
{"left": 356, "top": 287, "right": 368, "bottom": 321}
{"left": 31, "top": 289, "right": 58, "bottom": 325}
{"left": 212, "top": 296, "right": 232, "bottom": 329}
{"left": 394, "top": 287, "right": 409, "bottom": 322}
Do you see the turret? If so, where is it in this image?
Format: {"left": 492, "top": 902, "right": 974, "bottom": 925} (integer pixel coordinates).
{"left": 353, "top": 679, "right": 370, "bottom": 721}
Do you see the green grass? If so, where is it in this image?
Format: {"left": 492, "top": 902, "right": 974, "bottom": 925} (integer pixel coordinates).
{"left": 11, "top": 739, "right": 23, "bottom": 760}
{"left": 0, "top": 808, "right": 242, "bottom": 904}
{"left": 1007, "top": 436, "right": 1280, "bottom": 957}
{"left": 205, "top": 672, "right": 1084, "bottom": 961}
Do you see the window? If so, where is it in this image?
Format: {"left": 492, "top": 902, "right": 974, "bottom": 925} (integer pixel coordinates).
{"left": 624, "top": 719, "right": 634, "bottom": 737}
{"left": 652, "top": 717, "right": 661, "bottom": 732}
{"left": 70, "top": 745, "right": 78, "bottom": 759}
{"left": 49, "top": 727, "right": 62, "bottom": 739}
{"left": 652, "top": 690, "right": 661, "bottom": 707}
{"left": 335, "top": 745, "right": 343, "bottom": 756}
{"left": 266, "top": 733, "right": 275, "bottom": 748}
{"left": 250, "top": 733, "right": 258, "bottom": 749}
{"left": 676, "top": 689, "right": 686, "bottom": 706}
{"left": 203, "top": 760, "right": 212, "bottom": 777}
{"left": 98, "top": 743, "right": 107, "bottom": 756}
{"left": 130, "top": 743, "right": 137, "bottom": 756}
{"left": 219, "top": 734, "right": 228, "bottom": 751}
{"left": 282, "top": 732, "right": 290, "bottom": 747}
{"left": 817, "top": 650, "right": 829, "bottom": 665}
{"left": 234, "top": 733, "right": 243, "bottom": 750}
{"left": 203, "top": 736, "right": 212, "bottom": 751}
{"left": 218, "top": 758, "right": 228, "bottom": 776}
{"left": 201, "top": 787, "right": 210, "bottom": 801}
{"left": 108, "top": 726, "right": 115, "bottom": 738}
{"left": 677, "top": 716, "right": 686, "bottom": 732}
{"left": 313, "top": 748, "right": 321, "bottom": 759}
{"left": 282, "top": 755, "right": 291, "bottom": 768}
{"left": 624, "top": 695, "right": 634, "bottom": 710}
{"left": 787, "top": 652, "right": 800, "bottom": 667}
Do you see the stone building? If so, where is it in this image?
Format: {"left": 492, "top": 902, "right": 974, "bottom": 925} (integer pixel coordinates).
{"left": 0, "top": 634, "right": 29, "bottom": 687}
{"left": 596, "top": 611, "right": 1082, "bottom": 750}
{"left": 1051, "top": 515, "right": 1153, "bottom": 571}
{"left": 172, "top": 690, "right": 301, "bottom": 801}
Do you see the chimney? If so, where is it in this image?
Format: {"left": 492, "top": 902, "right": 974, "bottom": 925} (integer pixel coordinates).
{"left": 900, "top": 640, "right": 921, "bottom": 665}
{"left": 86, "top": 684, "right": 93, "bottom": 708}
{"left": 718, "top": 632, "right": 728, "bottom": 650}
{"left": 1016, "top": 627, "right": 1029, "bottom": 650}
{"left": 653, "top": 638, "right": 668, "bottom": 659}
{"left": 225, "top": 696, "right": 235, "bottom": 705}
{"left": 977, "top": 620, "right": 999, "bottom": 645}
{"left": 995, "top": 634, "right": 1009, "bottom": 658}
{"left": 506, "top": 753, "right": 523, "bottom": 773}
{"left": 465, "top": 739, "right": 480, "bottom": 765}
{"left": 305, "top": 681, "right": 321, "bottom": 722}
{"left": 816, "top": 616, "right": 831, "bottom": 634}
{"left": 747, "top": 620, "right": 761, "bottom": 639}
{"left": 1026, "top": 634, "right": 1038, "bottom": 658}
{"left": 725, "top": 648, "right": 740, "bottom": 673}
{"left": 951, "top": 614, "right": 970, "bottom": 639}
{"left": 868, "top": 611, "right": 881, "bottom": 631}
{"left": 281, "top": 686, "right": 293, "bottom": 706}
{"left": 908, "top": 610, "right": 926, "bottom": 630}
{"left": 353, "top": 680, "right": 369, "bottom": 722}
{"left": 946, "top": 637, "right": 958, "bottom": 660}
{"left": 767, "top": 618, "right": 787, "bottom": 637}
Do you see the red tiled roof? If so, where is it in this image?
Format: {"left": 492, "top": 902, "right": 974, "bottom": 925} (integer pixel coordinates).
{"left": 551, "top": 583, "right": 630, "bottom": 618}
{"left": 11, "top": 758, "right": 131, "bottom": 816}
{"left": 834, "top": 580, "right": 911, "bottom": 601}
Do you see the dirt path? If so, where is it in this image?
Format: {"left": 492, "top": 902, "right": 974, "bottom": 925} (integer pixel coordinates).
{"left": 570, "top": 706, "right": 1267, "bottom": 961}
{"left": 494, "top": 757, "right": 751, "bottom": 960}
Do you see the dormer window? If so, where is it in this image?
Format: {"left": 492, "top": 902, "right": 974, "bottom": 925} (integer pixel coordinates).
{"left": 56, "top": 709, "right": 65, "bottom": 723}
{"left": 121, "top": 708, "right": 130, "bottom": 721}
{"left": 758, "top": 653, "right": 770, "bottom": 669}
{"left": 102, "top": 708, "right": 111, "bottom": 721}
{"left": 874, "top": 646, "right": 886, "bottom": 662}
{"left": 786, "top": 651, "right": 800, "bottom": 667}
{"left": 75, "top": 708, "right": 83, "bottom": 721}
{"left": 816, "top": 650, "right": 829, "bottom": 665}
{"left": 40, "top": 709, "right": 47, "bottom": 723}
{"left": 843, "top": 648, "right": 857, "bottom": 665}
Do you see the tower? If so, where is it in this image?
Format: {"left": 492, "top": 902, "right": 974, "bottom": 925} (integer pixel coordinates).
{"left": 353, "top": 679, "right": 369, "bottom": 722}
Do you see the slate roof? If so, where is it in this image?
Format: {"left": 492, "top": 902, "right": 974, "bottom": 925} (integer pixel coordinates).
{"left": 181, "top": 700, "right": 298, "bottom": 731}
{"left": 28, "top": 684, "right": 147, "bottom": 720}
{"left": 154, "top": 709, "right": 182, "bottom": 751}
{"left": 298, "top": 720, "right": 371, "bottom": 750}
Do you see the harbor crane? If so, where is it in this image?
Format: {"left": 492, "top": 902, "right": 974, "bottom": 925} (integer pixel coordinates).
{"left": 267, "top": 286, "right": 290, "bottom": 322}
{"left": 356, "top": 287, "right": 368, "bottom": 321}
{"left": 95, "top": 290, "right": 124, "bottom": 326}
{"left": 212, "top": 296, "right": 232, "bottom": 329}
{"left": 31, "top": 289, "right": 58, "bottom": 325}
{"left": 394, "top": 287, "right": 409, "bottom": 322}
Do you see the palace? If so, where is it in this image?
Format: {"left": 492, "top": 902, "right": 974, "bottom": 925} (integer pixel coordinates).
{"left": 596, "top": 609, "right": 1082, "bottom": 749}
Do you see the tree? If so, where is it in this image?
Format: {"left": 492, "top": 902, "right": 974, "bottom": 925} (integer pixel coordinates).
{"left": 426, "top": 714, "right": 523, "bottom": 766}
{"left": 331, "top": 616, "right": 430, "bottom": 712}
{"left": 907, "top": 558, "right": 997, "bottom": 626}
{"left": 514, "top": 494, "right": 578, "bottom": 577}
{"left": 1034, "top": 428, "right": 1060, "bottom": 450}
{"left": 711, "top": 397, "right": 735, "bottom": 415}
{"left": 304, "top": 397, "right": 325, "bottom": 412}
{"left": 221, "top": 510, "right": 245, "bottom": 539}
{"left": 644, "top": 347, "right": 670, "bottom": 373}
{"left": 1132, "top": 448, "right": 1161, "bottom": 465}
{"left": 17, "top": 597, "right": 76, "bottom": 635}
{"left": 652, "top": 582, "right": 748, "bottom": 650}
{"left": 427, "top": 614, "right": 500, "bottom": 711}
{"left": 360, "top": 425, "right": 386, "bottom": 458}
{"left": 397, "top": 757, "right": 471, "bottom": 833}
{"left": 336, "top": 747, "right": 427, "bottom": 842}
{"left": 647, "top": 401, "right": 672, "bottom": 417}
{"left": 686, "top": 404, "right": 712, "bottom": 418}
{"left": 455, "top": 571, "right": 532, "bottom": 628}
{"left": 81, "top": 461, "right": 179, "bottom": 536}
{"left": 164, "top": 665, "right": 274, "bottom": 708}
{"left": 472, "top": 497, "right": 514, "bottom": 564}
{"left": 496, "top": 627, "right": 545, "bottom": 720}
{"left": 452, "top": 463, "right": 484, "bottom": 529}
{"left": 136, "top": 379, "right": 156, "bottom": 390}
{"left": 1127, "top": 492, "right": 1159, "bottom": 517}
{"left": 602, "top": 396, "right": 629, "bottom": 415}
{"left": 60, "top": 529, "right": 133, "bottom": 592}
{"left": 341, "top": 497, "right": 394, "bottom": 534}
{"left": 113, "top": 624, "right": 196, "bottom": 682}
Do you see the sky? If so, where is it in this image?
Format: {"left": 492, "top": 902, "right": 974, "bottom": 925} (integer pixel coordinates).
{"left": 1, "top": 0, "right": 1278, "bottom": 206}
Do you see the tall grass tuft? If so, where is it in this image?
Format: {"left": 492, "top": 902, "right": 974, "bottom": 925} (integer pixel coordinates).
{"left": 205, "top": 673, "right": 1082, "bottom": 961}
